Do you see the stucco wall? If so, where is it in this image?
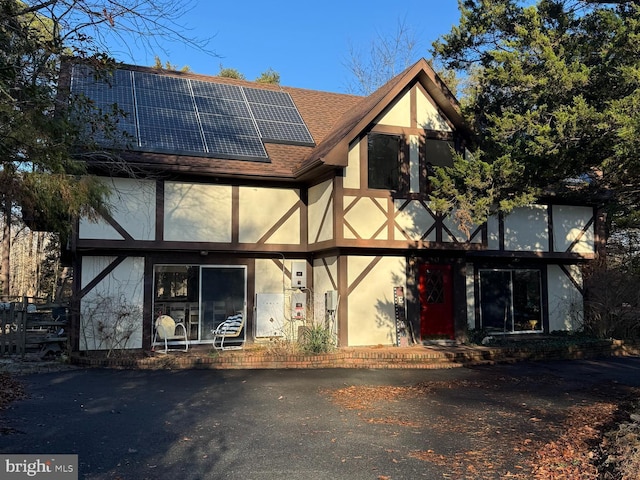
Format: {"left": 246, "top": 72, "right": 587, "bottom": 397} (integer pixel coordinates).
{"left": 347, "top": 255, "right": 406, "bottom": 346}
{"left": 485, "top": 205, "right": 595, "bottom": 254}
{"left": 552, "top": 205, "right": 595, "bottom": 254}
{"left": 79, "top": 256, "right": 145, "bottom": 351}
{"left": 343, "top": 196, "right": 389, "bottom": 240}
{"left": 547, "top": 264, "right": 583, "bottom": 332}
{"left": 504, "top": 205, "right": 549, "bottom": 252}
{"left": 164, "top": 182, "right": 232, "bottom": 242}
{"left": 79, "top": 177, "right": 156, "bottom": 241}
{"left": 239, "top": 187, "right": 301, "bottom": 244}
{"left": 312, "top": 256, "right": 338, "bottom": 337}
{"left": 308, "top": 180, "right": 334, "bottom": 244}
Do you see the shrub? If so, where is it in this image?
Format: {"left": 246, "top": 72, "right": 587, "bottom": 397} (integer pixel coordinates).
{"left": 299, "top": 323, "right": 334, "bottom": 354}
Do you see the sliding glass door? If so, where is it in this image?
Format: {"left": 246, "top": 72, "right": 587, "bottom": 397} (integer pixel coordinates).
{"left": 479, "top": 269, "right": 542, "bottom": 333}
{"left": 200, "top": 266, "right": 246, "bottom": 341}
{"left": 153, "top": 265, "right": 246, "bottom": 344}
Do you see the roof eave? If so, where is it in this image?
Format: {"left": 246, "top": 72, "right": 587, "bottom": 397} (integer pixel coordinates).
{"left": 294, "top": 58, "right": 468, "bottom": 176}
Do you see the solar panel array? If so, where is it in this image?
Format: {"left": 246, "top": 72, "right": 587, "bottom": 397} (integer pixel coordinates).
{"left": 70, "top": 66, "right": 315, "bottom": 161}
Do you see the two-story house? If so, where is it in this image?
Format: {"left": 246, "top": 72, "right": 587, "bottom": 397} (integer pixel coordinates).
{"left": 65, "top": 58, "right": 597, "bottom": 353}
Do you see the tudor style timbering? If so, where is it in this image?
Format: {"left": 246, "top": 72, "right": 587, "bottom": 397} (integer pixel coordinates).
{"left": 79, "top": 178, "right": 305, "bottom": 249}
{"left": 70, "top": 58, "right": 600, "bottom": 352}
{"left": 79, "top": 177, "right": 156, "bottom": 241}
{"left": 486, "top": 205, "right": 595, "bottom": 255}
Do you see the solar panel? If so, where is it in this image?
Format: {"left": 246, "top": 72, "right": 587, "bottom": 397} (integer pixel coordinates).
{"left": 243, "top": 87, "right": 295, "bottom": 107}
{"left": 194, "top": 96, "right": 251, "bottom": 118}
{"left": 242, "top": 87, "right": 314, "bottom": 145}
{"left": 70, "top": 65, "right": 315, "bottom": 160}
{"left": 256, "top": 120, "right": 314, "bottom": 145}
{"left": 249, "top": 103, "right": 305, "bottom": 123}
{"left": 133, "top": 72, "right": 190, "bottom": 94}
{"left": 139, "top": 126, "right": 205, "bottom": 153}
{"left": 203, "top": 133, "right": 267, "bottom": 159}
{"left": 199, "top": 114, "right": 260, "bottom": 137}
{"left": 136, "top": 90, "right": 194, "bottom": 111}
{"left": 190, "top": 80, "right": 244, "bottom": 101}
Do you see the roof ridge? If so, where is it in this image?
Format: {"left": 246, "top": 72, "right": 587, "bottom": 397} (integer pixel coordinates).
{"left": 113, "top": 62, "right": 362, "bottom": 98}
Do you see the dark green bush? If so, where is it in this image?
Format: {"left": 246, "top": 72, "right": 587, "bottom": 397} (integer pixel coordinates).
{"left": 299, "top": 324, "right": 334, "bottom": 354}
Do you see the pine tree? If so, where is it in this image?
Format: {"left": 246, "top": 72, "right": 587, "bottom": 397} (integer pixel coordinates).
{"left": 430, "top": 1, "right": 640, "bottom": 235}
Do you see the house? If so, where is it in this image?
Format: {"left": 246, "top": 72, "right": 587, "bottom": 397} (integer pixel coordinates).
{"left": 63, "top": 58, "right": 598, "bottom": 353}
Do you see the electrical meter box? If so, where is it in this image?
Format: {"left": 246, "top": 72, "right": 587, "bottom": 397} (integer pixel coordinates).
{"left": 291, "top": 291, "right": 307, "bottom": 321}
{"left": 291, "top": 261, "right": 307, "bottom": 289}
{"left": 325, "top": 290, "right": 338, "bottom": 312}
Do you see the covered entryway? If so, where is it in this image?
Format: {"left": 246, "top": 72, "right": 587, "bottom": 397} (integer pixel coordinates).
{"left": 418, "top": 264, "right": 454, "bottom": 340}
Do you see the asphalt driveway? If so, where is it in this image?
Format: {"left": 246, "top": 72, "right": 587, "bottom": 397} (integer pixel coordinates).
{"left": 2, "top": 358, "right": 640, "bottom": 479}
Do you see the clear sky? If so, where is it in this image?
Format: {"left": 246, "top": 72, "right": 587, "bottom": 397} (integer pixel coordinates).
{"left": 106, "top": 1, "right": 463, "bottom": 94}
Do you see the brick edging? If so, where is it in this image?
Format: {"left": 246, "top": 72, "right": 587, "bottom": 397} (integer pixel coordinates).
{"left": 69, "top": 340, "right": 640, "bottom": 370}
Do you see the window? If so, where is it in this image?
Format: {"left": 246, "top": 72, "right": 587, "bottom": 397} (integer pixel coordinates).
{"left": 367, "top": 134, "right": 457, "bottom": 193}
{"left": 479, "top": 269, "right": 542, "bottom": 333}
{"left": 368, "top": 133, "right": 403, "bottom": 190}
{"left": 424, "top": 138, "right": 456, "bottom": 186}
{"left": 425, "top": 139, "right": 455, "bottom": 169}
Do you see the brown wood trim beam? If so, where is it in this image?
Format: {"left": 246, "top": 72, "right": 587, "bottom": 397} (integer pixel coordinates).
{"left": 565, "top": 216, "right": 595, "bottom": 254}
{"left": 548, "top": 204, "right": 554, "bottom": 253}
{"left": 337, "top": 255, "right": 348, "bottom": 346}
{"left": 369, "top": 125, "right": 455, "bottom": 140}
{"left": 232, "top": 185, "right": 239, "bottom": 244}
{"left": 314, "top": 188, "right": 334, "bottom": 244}
{"left": 99, "top": 209, "right": 134, "bottom": 242}
{"left": 256, "top": 200, "right": 303, "bottom": 246}
{"left": 559, "top": 264, "right": 585, "bottom": 296}
{"left": 78, "top": 256, "right": 128, "bottom": 299}
{"left": 322, "top": 257, "right": 338, "bottom": 291}
{"left": 347, "top": 256, "right": 383, "bottom": 296}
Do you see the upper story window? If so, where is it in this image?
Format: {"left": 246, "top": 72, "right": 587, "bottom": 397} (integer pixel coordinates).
{"left": 366, "top": 133, "right": 459, "bottom": 193}
{"left": 425, "top": 139, "right": 455, "bottom": 169}
{"left": 424, "top": 138, "right": 456, "bottom": 190}
{"left": 367, "top": 133, "right": 404, "bottom": 190}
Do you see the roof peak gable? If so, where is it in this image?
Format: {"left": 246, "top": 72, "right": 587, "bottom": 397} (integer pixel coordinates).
{"left": 296, "top": 57, "right": 467, "bottom": 174}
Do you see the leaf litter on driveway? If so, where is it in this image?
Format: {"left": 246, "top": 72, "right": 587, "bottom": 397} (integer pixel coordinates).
{"left": 323, "top": 374, "right": 640, "bottom": 479}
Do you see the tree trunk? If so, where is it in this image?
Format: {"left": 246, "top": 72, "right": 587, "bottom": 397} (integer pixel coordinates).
{"left": 1, "top": 199, "right": 10, "bottom": 301}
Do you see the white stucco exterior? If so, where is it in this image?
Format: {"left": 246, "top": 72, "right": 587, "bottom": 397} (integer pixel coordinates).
{"left": 239, "top": 187, "right": 301, "bottom": 244}
{"left": 79, "top": 256, "right": 145, "bottom": 351}
{"left": 164, "top": 182, "right": 232, "bottom": 242}
{"left": 79, "top": 177, "right": 156, "bottom": 241}
{"left": 347, "top": 255, "right": 406, "bottom": 346}
{"left": 308, "top": 180, "right": 334, "bottom": 244}
{"left": 547, "top": 264, "right": 584, "bottom": 332}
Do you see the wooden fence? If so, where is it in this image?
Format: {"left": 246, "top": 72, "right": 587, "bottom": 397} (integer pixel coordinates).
{"left": 0, "top": 300, "right": 68, "bottom": 357}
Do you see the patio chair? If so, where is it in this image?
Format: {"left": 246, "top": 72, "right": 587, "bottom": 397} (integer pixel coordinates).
{"left": 212, "top": 313, "right": 245, "bottom": 351}
{"left": 153, "top": 315, "right": 188, "bottom": 353}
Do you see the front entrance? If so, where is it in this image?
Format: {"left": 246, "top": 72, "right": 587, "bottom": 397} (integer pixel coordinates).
{"left": 418, "top": 264, "right": 454, "bottom": 340}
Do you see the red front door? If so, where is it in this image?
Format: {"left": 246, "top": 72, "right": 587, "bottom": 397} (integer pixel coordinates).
{"left": 418, "top": 264, "right": 454, "bottom": 340}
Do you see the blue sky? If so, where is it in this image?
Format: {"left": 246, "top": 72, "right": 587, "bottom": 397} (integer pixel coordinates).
{"left": 106, "top": 1, "right": 462, "bottom": 94}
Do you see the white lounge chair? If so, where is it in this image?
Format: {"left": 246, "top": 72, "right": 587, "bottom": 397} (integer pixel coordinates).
{"left": 211, "top": 313, "right": 245, "bottom": 351}
{"left": 153, "top": 315, "right": 188, "bottom": 353}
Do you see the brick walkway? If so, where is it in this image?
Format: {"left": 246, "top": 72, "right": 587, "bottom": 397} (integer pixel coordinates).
{"left": 69, "top": 339, "right": 640, "bottom": 370}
